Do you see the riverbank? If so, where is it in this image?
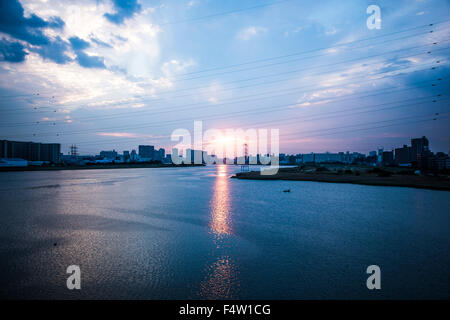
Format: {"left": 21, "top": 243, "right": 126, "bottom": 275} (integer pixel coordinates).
{"left": 232, "top": 166, "right": 450, "bottom": 191}
{"left": 0, "top": 163, "right": 204, "bottom": 172}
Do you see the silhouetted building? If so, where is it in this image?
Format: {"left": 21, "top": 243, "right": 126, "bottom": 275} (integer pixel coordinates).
{"left": 99, "top": 150, "right": 117, "bottom": 159}
{"left": 139, "top": 145, "right": 154, "bottom": 160}
{"left": 153, "top": 148, "right": 165, "bottom": 162}
{"left": 130, "top": 149, "right": 138, "bottom": 161}
{"left": 428, "top": 153, "right": 450, "bottom": 171}
{"left": 377, "top": 148, "right": 384, "bottom": 164}
{"left": 395, "top": 145, "right": 411, "bottom": 165}
{"left": 382, "top": 151, "right": 394, "bottom": 166}
{"left": 0, "top": 140, "right": 60, "bottom": 163}
{"left": 123, "top": 151, "right": 130, "bottom": 162}
{"left": 411, "top": 136, "right": 429, "bottom": 163}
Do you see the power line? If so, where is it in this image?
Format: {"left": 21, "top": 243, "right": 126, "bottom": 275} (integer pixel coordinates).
{"left": 2, "top": 62, "right": 446, "bottom": 141}
{"left": 8, "top": 79, "right": 444, "bottom": 136}
{"left": 2, "top": 42, "right": 448, "bottom": 118}
{"left": 282, "top": 113, "right": 450, "bottom": 141}
{"left": 169, "top": 18, "right": 450, "bottom": 77}
{"left": 59, "top": 106, "right": 450, "bottom": 150}
{"left": 174, "top": 29, "right": 445, "bottom": 82}
{"left": 1, "top": 74, "right": 446, "bottom": 127}
{"left": 158, "top": 0, "right": 294, "bottom": 26}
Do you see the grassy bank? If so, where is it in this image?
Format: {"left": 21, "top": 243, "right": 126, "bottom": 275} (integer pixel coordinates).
{"left": 231, "top": 166, "right": 450, "bottom": 191}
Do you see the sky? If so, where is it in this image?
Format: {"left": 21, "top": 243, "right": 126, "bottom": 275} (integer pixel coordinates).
{"left": 0, "top": 0, "right": 449, "bottom": 156}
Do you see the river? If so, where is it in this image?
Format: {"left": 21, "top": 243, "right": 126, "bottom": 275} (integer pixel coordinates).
{"left": 0, "top": 165, "right": 449, "bottom": 299}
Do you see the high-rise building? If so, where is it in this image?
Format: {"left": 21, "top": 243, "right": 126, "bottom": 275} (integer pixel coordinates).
{"left": 382, "top": 151, "right": 394, "bottom": 166}
{"left": 377, "top": 148, "right": 384, "bottom": 164}
{"left": 138, "top": 145, "right": 154, "bottom": 160}
{"left": 159, "top": 148, "right": 165, "bottom": 159}
{"left": 411, "top": 136, "right": 429, "bottom": 162}
{"left": 130, "top": 149, "right": 138, "bottom": 161}
{"left": 395, "top": 145, "right": 411, "bottom": 165}
{"left": 0, "top": 140, "right": 60, "bottom": 163}
{"left": 40, "top": 143, "right": 61, "bottom": 162}
{"left": 153, "top": 148, "right": 165, "bottom": 162}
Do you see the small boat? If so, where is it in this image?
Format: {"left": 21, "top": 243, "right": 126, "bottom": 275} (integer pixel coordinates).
{"left": 283, "top": 189, "right": 291, "bottom": 193}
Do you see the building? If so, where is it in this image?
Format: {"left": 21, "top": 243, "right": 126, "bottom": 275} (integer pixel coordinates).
{"left": 153, "top": 148, "right": 165, "bottom": 162}
{"left": 382, "top": 151, "right": 394, "bottom": 166}
{"left": 0, "top": 140, "right": 60, "bottom": 163}
{"left": 123, "top": 151, "right": 130, "bottom": 162}
{"left": 186, "top": 149, "right": 204, "bottom": 164}
{"left": 422, "top": 152, "right": 450, "bottom": 171}
{"left": 40, "top": 143, "right": 61, "bottom": 162}
{"left": 99, "top": 150, "right": 117, "bottom": 159}
{"left": 411, "top": 136, "right": 429, "bottom": 162}
{"left": 138, "top": 145, "right": 154, "bottom": 160}
{"left": 0, "top": 158, "right": 28, "bottom": 167}
{"left": 302, "top": 153, "right": 315, "bottom": 163}
{"left": 130, "top": 149, "right": 138, "bottom": 161}
{"left": 159, "top": 148, "right": 165, "bottom": 159}
{"left": 377, "top": 148, "right": 384, "bottom": 164}
{"left": 395, "top": 145, "right": 411, "bottom": 165}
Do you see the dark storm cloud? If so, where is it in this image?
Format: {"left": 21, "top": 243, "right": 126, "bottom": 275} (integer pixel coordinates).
{"left": 0, "top": 0, "right": 106, "bottom": 68}
{"left": 104, "top": 0, "right": 142, "bottom": 25}
{"left": 0, "top": 0, "right": 71, "bottom": 64}
{"left": 0, "top": 38, "right": 28, "bottom": 62}
{"left": 0, "top": 0, "right": 64, "bottom": 46}
{"left": 69, "top": 37, "right": 106, "bottom": 69}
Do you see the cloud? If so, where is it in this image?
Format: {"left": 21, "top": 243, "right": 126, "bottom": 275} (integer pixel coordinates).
{"left": 187, "top": 1, "right": 199, "bottom": 8}
{"left": 69, "top": 36, "right": 106, "bottom": 69}
{"left": 236, "top": 26, "right": 267, "bottom": 41}
{"left": 90, "top": 37, "right": 113, "bottom": 48}
{"left": 104, "top": 0, "right": 142, "bottom": 25}
{"left": 75, "top": 51, "right": 106, "bottom": 69}
{"left": 0, "top": 0, "right": 64, "bottom": 45}
{"left": 96, "top": 132, "right": 166, "bottom": 139}
{"left": 69, "top": 36, "right": 90, "bottom": 51}
{"left": 0, "top": 38, "right": 28, "bottom": 62}
{"left": 97, "top": 132, "right": 140, "bottom": 138}
{"left": 30, "top": 36, "right": 71, "bottom": 64}
{"left": 325, "top": 26, "right": 338, "bottom": 36}
{"left": 0, "top": 0, "right": 71, "bottom": 64}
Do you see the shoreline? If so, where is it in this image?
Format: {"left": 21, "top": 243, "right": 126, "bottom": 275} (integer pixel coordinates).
{"left": 0, "top": 163, "right": 204, "bottom": 172}
{"left": 231, "top": 167, "right": 450, "bottom": 191}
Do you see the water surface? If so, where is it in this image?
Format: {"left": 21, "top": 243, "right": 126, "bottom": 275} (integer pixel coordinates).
{"left": 0, "top": 165, "right": 449, "bottom": 299}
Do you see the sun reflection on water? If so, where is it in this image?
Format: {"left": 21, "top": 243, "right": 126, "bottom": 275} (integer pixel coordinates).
{"left": 210, "top": 165, "right": 232, "bottom": 236}
{"left": 198, "top": 165, "right": 240, "bottom": 299}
